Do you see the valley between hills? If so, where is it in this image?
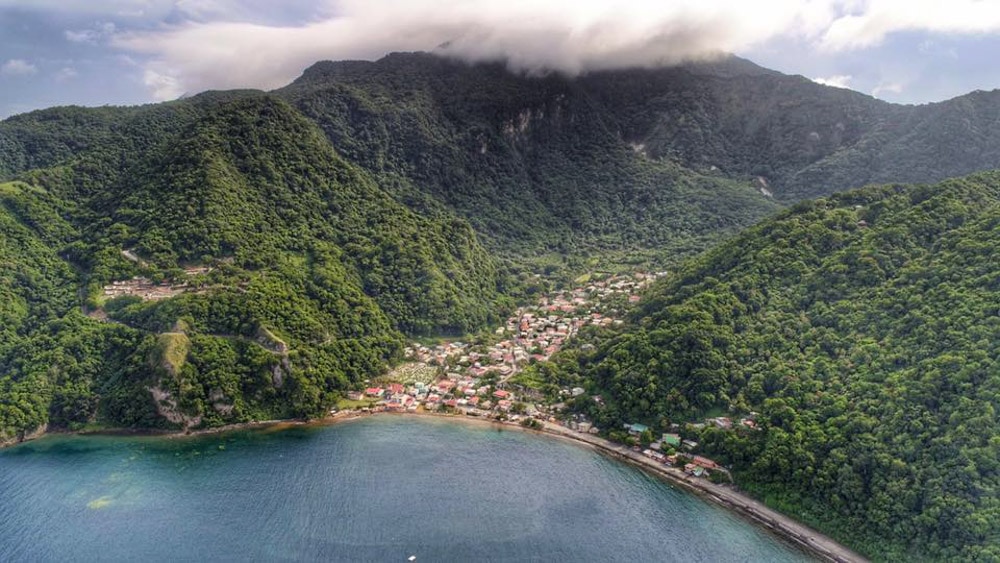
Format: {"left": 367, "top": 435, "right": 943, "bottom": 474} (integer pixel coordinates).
{"left": 2, "top": 52, "right": 1000, "bottom": 560}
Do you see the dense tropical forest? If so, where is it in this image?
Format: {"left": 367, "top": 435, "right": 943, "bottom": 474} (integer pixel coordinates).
{"left": 284, "top": 52, "right": 1000, "bottom": 211}
{"left": 0, "top": 92, "right": 510, "bottom": 443}
{"left": 280, "top": 53, "right": 783, "bottom": 262}
{"left": 533, "top": 174, "right": 1000, "bottom": 560}
{"left": 2, "top": 50, "right": 1000, "bottom": 559}
{"left": 0, "top": 53, "right": 788, "bottom": 445}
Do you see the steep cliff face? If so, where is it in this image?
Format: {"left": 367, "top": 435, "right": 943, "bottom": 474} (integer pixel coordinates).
{"left": 287, "top": 52, "right": 1000, "bottom": 209}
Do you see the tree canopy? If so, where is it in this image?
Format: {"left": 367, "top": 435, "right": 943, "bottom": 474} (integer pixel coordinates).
{"left": 548, "top": 174, "right": 1000, "bottom": 560}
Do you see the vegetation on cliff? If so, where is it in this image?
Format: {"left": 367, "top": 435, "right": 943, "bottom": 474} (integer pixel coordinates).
{"left": 541, "top": 173, "right": 1000, "bottom": 559}
{"left": 3, "top": 53, "right": 1000, "bottom": 559}
{"left": 0, "top": 95, "right": 506, "bottom": 441}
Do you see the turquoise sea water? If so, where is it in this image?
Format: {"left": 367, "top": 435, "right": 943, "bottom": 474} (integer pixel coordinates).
{"left": 0, "top": 417, "right": 812, "bottom": 562}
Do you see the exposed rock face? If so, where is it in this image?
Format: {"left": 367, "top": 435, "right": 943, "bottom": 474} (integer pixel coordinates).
{"left": 149, "top": 386, "right": 202, "bottom": 431}
{"left": 0, "top": 424, "right": 48, "bottom": 448}
{"left": 209, "top": 389, "right": 235, "bottom": 415}
{"left": 271, "top": 364, "right": 285, "bottom": 388}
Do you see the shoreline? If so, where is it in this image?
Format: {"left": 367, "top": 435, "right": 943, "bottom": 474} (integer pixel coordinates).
{"left": 3, "top": 412, "right": 866, "bottom": 563}
{"left": 534, "top": 422, "right": 866, "bottom": 563}
{"left": 322, "top": 411, "right": 868, "bottom": 563}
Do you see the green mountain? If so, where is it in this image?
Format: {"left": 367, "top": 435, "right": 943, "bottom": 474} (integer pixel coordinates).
{"left": 0, "top": 49, "right": 1000, "bottom": 484}
{"left": 280, "top": 53, "right": 781, "bottom": 261}
{"left": 548, "top": 173, "right": 1000, "bottom": 560}
{"left": 7, "top": 53, "right": 1000, "bottom": 264}
{"left": 0, "top": 93, "right": 508, "bottom": 443}
{"left": 281, "top": 52, "right": 1000, "bottom": 222}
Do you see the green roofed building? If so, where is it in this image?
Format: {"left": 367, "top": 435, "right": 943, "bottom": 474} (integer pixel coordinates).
{"left": 661, "top": 433, "right": 682, "bottom": 448}
{"left": 626, "top": 423, "right": 649, "bottom": 435}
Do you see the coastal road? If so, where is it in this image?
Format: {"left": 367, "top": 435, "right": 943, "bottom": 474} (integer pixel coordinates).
{"left": 539, "top": 422, "right": 869, "bottom": 563}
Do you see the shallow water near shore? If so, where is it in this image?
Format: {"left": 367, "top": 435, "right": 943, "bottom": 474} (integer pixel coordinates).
{"left": 0, "top": 416, "right": 812, "bottom": 562}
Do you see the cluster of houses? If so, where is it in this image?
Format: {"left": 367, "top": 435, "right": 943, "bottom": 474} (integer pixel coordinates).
{"left": 623, "top": 415, "right": 763, "bottom": 480}
{"left": 101, "top": 276, "right": 190, "bottom": 301}
{"left": 404, "top": 272, "right": 665, "bottom": 381}
{"left": 565, "top": 414, "right": 601, "bottom": 435}
{"left": 341, "top": 270, "right": 750, "bottom": 482}
{"left": 101, "top": 266, "right": 213, "bottom": 302}
{"left": 574, "top": 272, "right": 665, "bottom": 305}
{"left": 684, "top": 415, "right": 759, "bottom": 432}
{"left": 620, "top": 423, "right": 724, "bottom": 479}
{"left": 405, "top": 341, "right": 477, "bottom": 371}
{"left": 640, "top": 447, "right": 723, "bottom": 478}
{"left": 346, "top": 373, "right": 546, "bottom": 420}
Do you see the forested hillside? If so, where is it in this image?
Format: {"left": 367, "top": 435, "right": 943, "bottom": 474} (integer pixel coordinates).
{"left": 2, "top": 54, "right": 1000, "bottom": 554}
{"left": 281, "top": 53, "right": 780, "bottom": 260}
{"left": 544, "top": 173, "right": 1000, "bottom": 560}
{"left": 8, "top": 52, "right": 1000, "bottom": 265}
{"left": 0, "top": 94, "right": 508, "bottom": 443}
{"left": 283, "top": 52, "right": 1000, "bottom": 212}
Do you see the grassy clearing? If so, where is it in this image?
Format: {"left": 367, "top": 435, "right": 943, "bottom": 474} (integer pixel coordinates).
{"left": 157, "top": 332, "right": 191, "bottom": 375}
{"left": 336, "top": 398, "right": 374, "bottom": 410}
{"left": 508, "top": 370, "right": 546, "bottom": 390}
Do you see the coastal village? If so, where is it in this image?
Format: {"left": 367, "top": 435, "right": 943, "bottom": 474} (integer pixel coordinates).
{"left": 337, "top": 271, "right": 748, "bottom": 482}
{"left": 404, "top": 271, "right": 662, "bottom": 374}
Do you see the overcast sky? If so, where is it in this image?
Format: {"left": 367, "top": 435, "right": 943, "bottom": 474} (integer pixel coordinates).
{"left": 4, "top": 0, "right": 1000, "bottom": 118}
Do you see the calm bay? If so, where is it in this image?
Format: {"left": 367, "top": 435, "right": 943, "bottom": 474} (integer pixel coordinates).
{"left": 0, "top": 416, "right": 812, "bottom": 562}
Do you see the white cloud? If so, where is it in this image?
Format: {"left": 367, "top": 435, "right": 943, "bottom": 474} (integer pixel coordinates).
{"left": 65, "top": 22, "right": 117, "bottom": 44}
{"left": 54, "top": 67, "right": 79, "bottom": 82}
{"left": 114, "top": 0, "right": 834, "bottom": 99}
{"left": 103, "top": 0, "right": 1000, "bottom": 100}
{"left": 819, "top": 0, "right": 1000, "bottom": 51}
{"left": 1, "top": 59, "right": 37, "bottom": 76}
{"left": 143, "top": 68, "right": 184, "bottom": 101}
{"left": 171, "top": 0, "right": 324, "bottom": 23}
{"left": 65, "top": 30, "right": 91, "bottom": 43}
{"left": 812, "top": 74, "right": 853, "bottom": 88}
{"left": 174, "top": 0, "right": 243, "bottom": 21}
{"left": 115, "top": 54, "right": 139, "bottom": 67}
{"left": 0, "top": 0, "right": 174, "bottom": 18}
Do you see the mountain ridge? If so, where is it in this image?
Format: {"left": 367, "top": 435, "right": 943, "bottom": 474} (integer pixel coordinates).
{"left": 7, "top": 52, "right": 1000, "bottom": 261}
{"left": 0, "top": 52, "right": 1000, "bottom": 554}
{"left": 287, "top": 51, "right": 1000, "bottom": 205}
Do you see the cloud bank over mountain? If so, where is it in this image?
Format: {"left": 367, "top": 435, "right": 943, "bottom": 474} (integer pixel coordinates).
{"left": 113, "top": 0, "right": 813, "bottom": 99}
{"left": 4, "top": 0, "right": 1000, "bottom": 115}
{"left": 105, "top": 0, "right": 1000, "bottom": 100}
